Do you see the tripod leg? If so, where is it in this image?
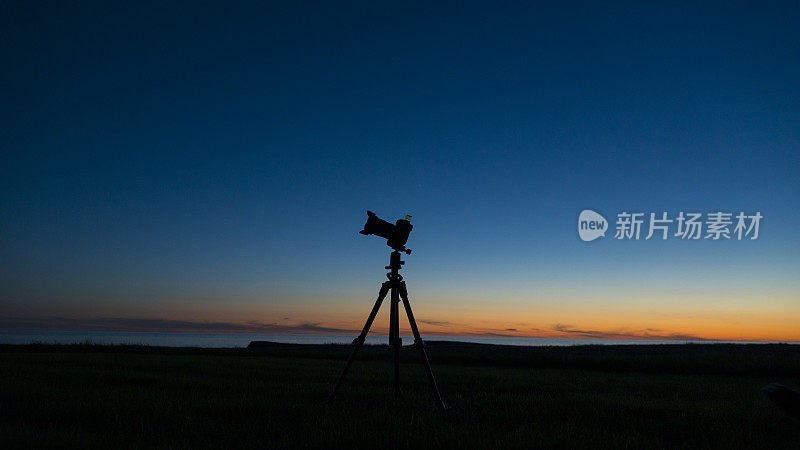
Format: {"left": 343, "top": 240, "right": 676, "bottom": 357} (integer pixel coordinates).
{"left": 390, "top": 283, "right": 401, "bottom": 396}
{"left": 398, "top": 281, "right": 447, "bottom": 410}
{"left": 325, "top": 282, "right": 390, "bottom": 404}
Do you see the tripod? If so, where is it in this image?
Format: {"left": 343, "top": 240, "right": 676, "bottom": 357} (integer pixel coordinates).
{"left": 325, "top": 250, "right": 446, "bottom": 410}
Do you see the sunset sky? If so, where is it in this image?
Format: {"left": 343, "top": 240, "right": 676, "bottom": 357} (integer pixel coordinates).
{"left": 2, "top": 2, "right": 798, "bottom": 341}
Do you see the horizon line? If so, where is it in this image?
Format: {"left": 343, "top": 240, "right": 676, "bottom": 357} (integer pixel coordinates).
{"left": 2, "top": 316, "right": 798, "bottom": 343}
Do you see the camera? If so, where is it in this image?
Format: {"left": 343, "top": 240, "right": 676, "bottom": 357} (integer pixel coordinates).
{"left": 359, "top": 211, "right": 413, "bottom": 254}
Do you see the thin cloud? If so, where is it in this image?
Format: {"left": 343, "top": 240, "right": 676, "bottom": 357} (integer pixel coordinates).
{"left": 0, "top": 317, "right": 357, "bottom": 334}
{"left": 552, "top": 323, "right": 708, "bottom": 341}
{"left": 460, "top": 330, "right": 519, "bottom": 337}
{"left": 418, "top": 319, "right": 453, "bottom": 327}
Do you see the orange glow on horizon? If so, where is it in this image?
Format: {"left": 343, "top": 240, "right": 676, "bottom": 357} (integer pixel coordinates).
{"left": 7, "top": 291, "right": 798, "bottom": 342}
{"left": 98, "top": 312, "right": 797, "bottom": 342}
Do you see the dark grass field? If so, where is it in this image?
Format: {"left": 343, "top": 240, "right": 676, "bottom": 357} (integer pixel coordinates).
{"left": 1, "top": 342, "right": 799, "bottom": 449}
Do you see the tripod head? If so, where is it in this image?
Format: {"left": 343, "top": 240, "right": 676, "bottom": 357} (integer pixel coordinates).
{"left": 386, "top": 250, "right": 405, "bottom": 281}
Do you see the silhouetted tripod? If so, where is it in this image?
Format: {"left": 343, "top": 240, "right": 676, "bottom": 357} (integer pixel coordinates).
{"left": 325, "top": 250, "right": 446, "bottom": 410}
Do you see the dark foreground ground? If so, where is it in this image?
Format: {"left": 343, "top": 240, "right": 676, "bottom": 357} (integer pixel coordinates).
{"left": 1, "top": 342, "right": 799, "bottom": 449}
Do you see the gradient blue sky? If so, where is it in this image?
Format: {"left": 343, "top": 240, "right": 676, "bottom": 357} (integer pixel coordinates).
{"left": 1, "top": 1, "right": 798, "bottom": 340}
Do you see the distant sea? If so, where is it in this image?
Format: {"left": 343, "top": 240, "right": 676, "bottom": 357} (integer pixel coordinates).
{"left": 0, "top": 331, "right": 793, "bottom": 347}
